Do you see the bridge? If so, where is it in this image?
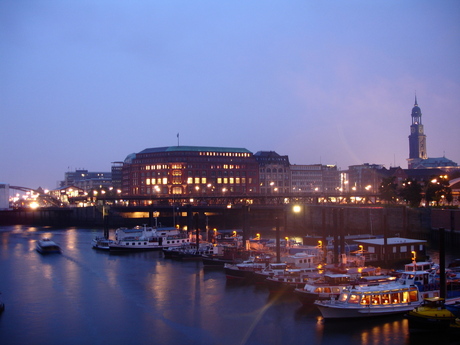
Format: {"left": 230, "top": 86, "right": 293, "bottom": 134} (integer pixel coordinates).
{"left": 89, "top": 191, "right": 384, "bottom": 207}
{"left": 8, "top": 186, "right": 61, "bottom": 207}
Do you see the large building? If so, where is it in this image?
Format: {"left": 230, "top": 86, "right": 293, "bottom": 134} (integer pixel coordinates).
{"left": 122, "top": 146, "right": 260, "bottom": 196}
{"left": 254, "top": 151, "right": 291, "bottom": 194}
{"left": 290, "top": 164, "right": 340, "bottom": 193}
{"left": 346, "top": 163, "right": 384, "bottom": 193}
{"left": 60, "top": 169, "right": 113, "bottom": 192}
{"left": 407, "top": 96, "right": 458, "bottom": 170}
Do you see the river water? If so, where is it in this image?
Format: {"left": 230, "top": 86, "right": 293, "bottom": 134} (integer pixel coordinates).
{"left": 0, "top": 225, "right": 458, "bottom": 345}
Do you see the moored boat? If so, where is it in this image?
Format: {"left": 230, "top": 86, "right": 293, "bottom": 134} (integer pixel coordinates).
{"left": 314, "top": 265, "right": 441, "bottom": 319}
{"left": 202, "top": 246, "right": 250, "bottom": 267}
{"left": 162, "top": 242, "right": 214, "bottom": 260}
{"left": 224, "top": 254, "right": 273, "bottom": 281}
{"left": 92, "top": 237, "right": 114, "bottom": 250}
{"left": 109, "top": 225, "right": 190, "bottom": 252}
{"left": 36, "top": 238, "right": 61, "bottom": 254}
{"left": 294, "top": 273, "right": 355, "bottom": 305}
{"left": 406, "top": 297, "right": 457, "bottom": 331}
{"left": 265, "top": 268, "right": 321, "bottom": 293}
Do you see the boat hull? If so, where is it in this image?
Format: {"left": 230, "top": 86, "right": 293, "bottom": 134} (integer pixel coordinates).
{"left": 92, "top": 238, "right": 113, "bottom": 250}
{"left": 315, "top": 301, "right": 417, "bottom": 319}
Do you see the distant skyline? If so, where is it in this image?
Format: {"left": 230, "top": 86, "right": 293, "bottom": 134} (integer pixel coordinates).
{"left": 1, "top": 1, "right": 459, "bottom": 190}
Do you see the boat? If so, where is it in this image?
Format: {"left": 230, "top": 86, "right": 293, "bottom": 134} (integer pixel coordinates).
{"left": 109, "top": 225, "right": 190, "bottom": 252}
{"left": 264, "top": 268, "right": 321, "bottom": 293}
{"left": 162, "top": 242, "right": 214, "bottom": 260}
{"left": 36, "top": 238, "right": 61, "bottom": 254}
{"left": 314, "top": 261, "right": 441, "bottom": 319}
{"left": 252, "top": 262, "right": 290, "bottom": 284}
{"left": 445, "top": 297, "right": 460, "bottom": 317}
{"left": 202, "top": 246, "right": 250, "bottom": 267}
{"left": 92, "top": 236, "right": 114, "bottom": 250}
{"left": 294, "top": 274, "right": 357, "bottom": 305}
{"left": 224, "top": 254, "right": 273, "bottom": 281}
{"left": 406, "top": 297, "right": 458, "bottom": 331}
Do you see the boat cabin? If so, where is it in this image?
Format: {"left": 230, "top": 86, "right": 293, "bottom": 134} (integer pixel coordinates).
{"left": 338, "top": 285, "right": 419, "bottom": 306}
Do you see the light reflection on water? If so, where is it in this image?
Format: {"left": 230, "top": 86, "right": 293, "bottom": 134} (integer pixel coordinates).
{"left": 0, "top": 226, "right": 458, "bottom": 345}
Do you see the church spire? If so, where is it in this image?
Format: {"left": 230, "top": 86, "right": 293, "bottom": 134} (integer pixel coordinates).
{"left": 414, "top": 92, "right": 418, "bottom": 106}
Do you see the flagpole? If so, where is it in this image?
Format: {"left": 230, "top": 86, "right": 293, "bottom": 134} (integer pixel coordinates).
{"left": 177, "top": 133, "right": 179, "bottom": 146}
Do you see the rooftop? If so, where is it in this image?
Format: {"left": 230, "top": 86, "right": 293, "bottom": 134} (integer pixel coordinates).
{"left": 353, "top": 237, "right": 426, "bottom": 246}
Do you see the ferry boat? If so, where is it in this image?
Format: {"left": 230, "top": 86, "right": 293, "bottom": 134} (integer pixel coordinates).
{"left": 36, "top": 238, "right": 61, "bottom": 254}
{"left": 109, "top": 225, "right": 190, "bottom": 252}
{"left": 314, "top": 262, "right": 440, "bottom": 319}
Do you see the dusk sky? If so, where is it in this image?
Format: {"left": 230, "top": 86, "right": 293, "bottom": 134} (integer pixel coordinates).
{"left": 1, "top": 1, "right": 459, "bottom": 190}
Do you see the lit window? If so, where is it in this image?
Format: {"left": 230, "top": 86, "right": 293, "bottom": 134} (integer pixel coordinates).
{"left": 229, "top": 178, "right": 234, "bottom": 184}
{"left": 162, "top": 178, "right": 167, "bottom": 184}
{"left": 187, "top": 177, "right": 193, "bottom": 184}
{"left": 217, "top": 178, "right": 222, "bottom": 184}
{"left": 194, "top": 177, "right": 200, "bottom": 184}
{"left": 201, "top": 178, "right": 207, "bottom": 184}
{"left": 223, "top": 178, "right": 228, "bottom": 184}
{"left": 146, "top": 179, "right": 151, "bottom": 185}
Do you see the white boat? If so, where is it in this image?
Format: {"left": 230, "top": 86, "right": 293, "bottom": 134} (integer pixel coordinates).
{"left": 314, "top": 261, "right": 440, "bottom": 319}
{"left": 108, "top": 225, "right": 190, "bottom": 252}
{"left": 36, "top": 238, "right": 61, "bottom": 254}
{"left": 92, "top": 237, "right": 114, "bottom": 250}
{"left": 294, "top": 274, "right": 356, "bottom": 305}
{"left": 224, "top": 254, "right": 273, "bottom": 281}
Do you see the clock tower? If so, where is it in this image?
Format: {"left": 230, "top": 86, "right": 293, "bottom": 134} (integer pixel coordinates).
{"left": 407, "top": 96, "right": 427, "bottom": 168}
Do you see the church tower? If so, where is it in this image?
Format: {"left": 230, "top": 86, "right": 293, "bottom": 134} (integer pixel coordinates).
{"left": 407, "top": 95, "right": 427, "bottom": 168}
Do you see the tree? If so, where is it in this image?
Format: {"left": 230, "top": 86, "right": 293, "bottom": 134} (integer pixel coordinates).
{"left": 379, "top": 176, "right": 398, "bottom": 204}
{"left": 425, "top": 175, "right": 452, "bottom": 206}
{"left": 398, "top": 178, "right": 423, "bottom": 207}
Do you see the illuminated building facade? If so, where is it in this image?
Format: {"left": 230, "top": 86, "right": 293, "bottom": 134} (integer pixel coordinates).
{"left": 290, "top": 164, "right": 340, "bottom": 193}
{"left": 122, "top": 146, "right": 259, "bottom": 196}
{"left": 60, "top": 169, "right": 113, "bottom": 191}
{"left": 347, "top": 163, "right": 384, "bottom": 193}
{"left": 254, "top": 151, "right": 291, "bottom": 194}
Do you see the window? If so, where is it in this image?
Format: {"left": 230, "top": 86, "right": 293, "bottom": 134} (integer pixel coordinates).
{"left": 349, "top": 294, "right": 360, "bottom": 304}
